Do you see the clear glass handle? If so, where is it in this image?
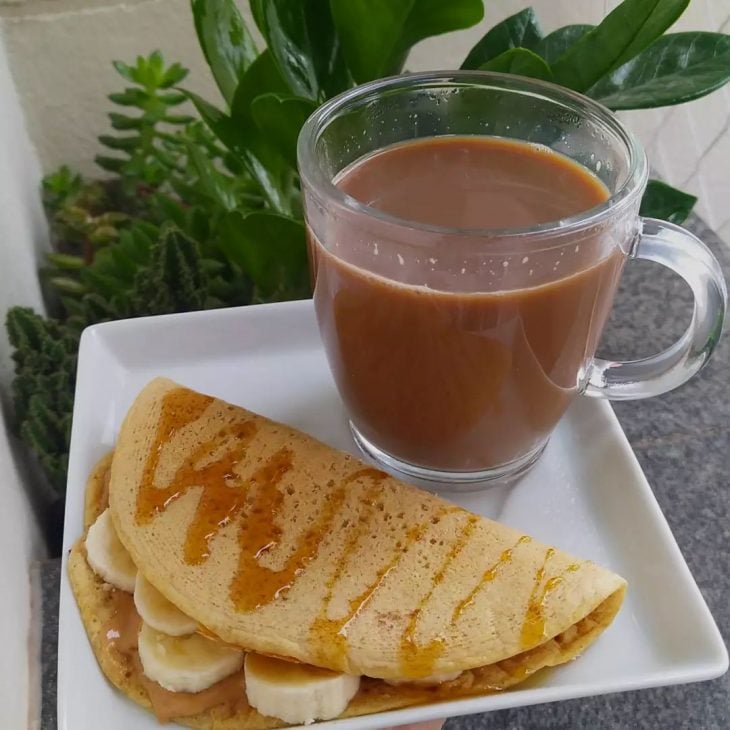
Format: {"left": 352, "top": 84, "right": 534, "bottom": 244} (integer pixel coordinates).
{"left": 585, "top": 217, "right": 727, "bottom": 400}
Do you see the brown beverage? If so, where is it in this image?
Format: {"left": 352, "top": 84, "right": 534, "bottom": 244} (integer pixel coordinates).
{"left": 312, "top": 137, "right": 623, "bottom": 471}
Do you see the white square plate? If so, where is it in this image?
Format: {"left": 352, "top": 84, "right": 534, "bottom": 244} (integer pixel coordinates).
{"left": 58, "top": 300, "right": 728, "bottom": 730}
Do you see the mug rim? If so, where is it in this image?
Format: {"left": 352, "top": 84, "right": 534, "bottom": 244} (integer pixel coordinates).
{"left": 297, "top": 70, "right": 649, "bottom": 240}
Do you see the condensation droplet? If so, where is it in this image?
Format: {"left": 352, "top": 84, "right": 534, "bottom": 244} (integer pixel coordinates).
{"left": 522, "top": 256, "right": 529, "bottom": 264}
{"left": 397, "top": 253, "right": 404, "bottom": 266}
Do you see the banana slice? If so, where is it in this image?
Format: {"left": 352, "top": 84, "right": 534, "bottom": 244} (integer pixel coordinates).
{"left": 244, "top": 653, "right": 360, "bottom": 725}
{"left": 85, "top": 508, "right": 137, "bottom": 592}
{"left": 134, "top": 574, "right": 198, "bottom": 637}
{"left": 138, "top": 623, "right": 244, "bottom": 693}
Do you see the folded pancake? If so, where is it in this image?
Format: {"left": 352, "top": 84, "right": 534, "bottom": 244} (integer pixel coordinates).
{"left": 69, "top": 377, "right": 626, "bottom": 727}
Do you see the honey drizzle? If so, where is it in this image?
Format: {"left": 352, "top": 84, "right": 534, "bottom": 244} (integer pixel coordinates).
{"left": 231, "top": 468, "right": 374, "bottom": 612}
{"left": 341, "top": 505, "right": 457, "bottom": 632}
{"left": 520, "top": 553, "right": 581, "bottom": 648}
{"left": 183, "top": 424, "right": 268, "bottom": 564}
{"left": 139, "top": 390, "right": 587, "bottom": 673}
{"left": 452, "top": 535, "right": 532, "bottom": 623}
{"left": 308, "top": 470, "right": 388, "bottom": 667}
{"left": 136, "top": 389, "right": 218, "bottom": 525}
{"left": 134, "top": 388, "right": 363, "bottom": 613}
{"left": 231, "top": 470, "right": 391, "bottom": 611}
{"left": 399, "top": 515, "right": 479, "bottom": 678}
{"left": 310, "top": 503, "right": 456, "bottom": 670}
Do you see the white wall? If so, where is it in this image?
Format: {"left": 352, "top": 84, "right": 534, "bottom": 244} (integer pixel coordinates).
{"left": 0, "top": 35, "right": 47, "bottom": 730}
{"left": 0, "top": 0, "right": 227, "bottom": 178}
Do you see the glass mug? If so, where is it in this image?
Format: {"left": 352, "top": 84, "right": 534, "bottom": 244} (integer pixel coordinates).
{"left": 297, "top": 71, "right": 727, "bottom": 486}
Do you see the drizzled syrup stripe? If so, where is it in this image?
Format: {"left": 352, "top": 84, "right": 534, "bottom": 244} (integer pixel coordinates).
{"left": 136, "top": 390, "right": 396, "bottom": 615}
{"left": 399, "top": 515, "right": 479, "bottom": 677}
{"left": 452, "top": 535, "right": 532, "bottom": 623}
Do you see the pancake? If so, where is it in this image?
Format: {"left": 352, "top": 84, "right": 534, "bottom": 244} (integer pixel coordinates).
{"left": 68, "top": 377, "right": 626, "bottom": 726}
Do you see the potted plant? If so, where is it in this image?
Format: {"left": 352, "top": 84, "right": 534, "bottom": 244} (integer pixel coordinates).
{"left": 5, "top": 0, "right": 730, "bottom": 553}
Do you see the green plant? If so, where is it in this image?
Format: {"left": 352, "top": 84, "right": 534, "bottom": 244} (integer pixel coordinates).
{"left": 7, "top": 55, "right": 263, "bottom": 531}
{"left": 461, "top": 3, "right": 730, "bottom": 113}
{"left": 40, "top": 53, "right": 266, "bottom": 312}
{"left": 6, "top": 0, "right": 730, "bottom": 547}
{"left": 187, "top": 0, "right": 730, "bottom": 231}
{"left": 6, "top": 308, "right": 77, "bottom": 494}
{"left": 6, "top": 224, "right": 232, "bottom": 491}
{"left": 97, "top": 51, "right": 192, "bottom": 190}
{"left": 41, "top": 166, "right": 126, "bottom": 273}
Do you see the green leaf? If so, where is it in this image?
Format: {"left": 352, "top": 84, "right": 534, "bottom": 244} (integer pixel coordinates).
{"left": 250, "top": 93, "right": 317, "bottom": 166}
{"left": 533, "top": 25, "right": 593, "bottom": 65}
{"left": 112, "top": 60, "right": 139, "bottom": 84}
{"left": 80, "top": 268, "right": 126, "bottom": 298}
{"left": 191, "top": 0, "right": 257, "bottom": 106}
{"left": 60, "top": 296, "right": 85, "bottom": 318}
{"left": 46, "top": 253, "right": 85, "bottom": 270}
{"left": 160, "top": 62, "right": 189, "bottom": 88}
{"left": 231, "top": 50, "right": 288, "bottom": 119}
{"left": 184, "top": 90, "right": 294, "bottom": 215}
{"left": 157, "top": 92, "right": 187, "bottom": 106}
{"left": 250, "top": 0, "right": 266, "bottom": 35}
{"left": 149, "top": 192, "right": 187, "bottom": 227}
{"left": 219, "top": 211, "right": 308, "bottom": 298}
{"left": 109, "top": 88, "right": 148, "bottom": 106}
{"left": 589, "top": 32, "right": 730, "bottom": 109}
{"left": 42, "top": 166, "right": 83, "bottom": 200}
{"left": 331, "top": 0, "right": 482, "bottom": 83}
{"left": 461, "top": 8, "right": 542, "bottom": 69}
{"left": 91, "top": 245, "right": 137, "bottom": 285}
{"left": 164, "top": 113, "right": 195, "bottom": 125}
{"left": 181, "top": 91, "right": 230, "bottom": 140}
{"left": 48, "top": 277, "right": 87, "bottom": 295}
{"left": 109, "top": 112, "right": 143, "bottom": 131}
{"left": 331, "top": 0, "right": 410, "bottom": 83}
{"left": 395, "top": 0, "right": 485, "bottom": 63}
{"left": 147, "top": 51, "right": 165, "bottom": 85}
{"left": 98, "top": 134, "right": 140, "bottom": 151}
{"left": 479, "top": 48, "right": 553, "bottom": 81}
{"left": 186, "top": 142, "right": 239, "bottom": 211}
{"left": 114, "top": 227, "right": 154, "bottom": 269}
{"left": 253, "top": 0, "right": 350, "bottom": 101}
{"left": 640, "top": 179, "right": 696, "bottom": 224}
{"left": 552, "top": 0, "right": 689, "bottom": 92}
{"left": 95, "top": 155, "right": 125, "bottom": 174}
